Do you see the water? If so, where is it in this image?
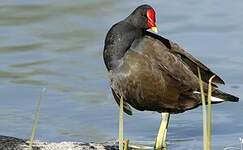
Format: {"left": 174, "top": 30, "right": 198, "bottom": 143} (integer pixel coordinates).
{"left": 0, "top": 0, "right": 242, "bottom": 149}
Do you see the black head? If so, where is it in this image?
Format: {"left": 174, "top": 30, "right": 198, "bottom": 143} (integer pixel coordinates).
{"left": 125, "top": 4, "right": 157, "bottom": 32}
{"left": 103, "top": 5, "right": 158, "bottom": 71}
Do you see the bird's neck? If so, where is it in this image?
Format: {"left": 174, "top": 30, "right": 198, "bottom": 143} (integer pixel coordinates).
{"left": 103, "top": 23, "right": 144, "bottom": 71}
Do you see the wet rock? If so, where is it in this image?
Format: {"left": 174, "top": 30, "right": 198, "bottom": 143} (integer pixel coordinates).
{"left": 0, "top": 135, "right": 118, "bottom": 150}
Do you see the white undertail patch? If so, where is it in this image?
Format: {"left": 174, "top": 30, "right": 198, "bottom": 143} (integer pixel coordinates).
{"left": 193, "top": 91, "right": 224, "bottom": 102}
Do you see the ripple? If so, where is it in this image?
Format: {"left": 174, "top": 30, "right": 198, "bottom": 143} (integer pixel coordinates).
{"left": 0, "top": 4, "right": 55, "bottom": 25}
{"left": 10, "top": 59, "right": 53, "bottom": 68}
{"left": 0, "top": 71, "right": 27, "bottom": 79}
{"left": 0, "top": 43, "right": 43, "bottom": 54}
{"left": 11, "top": 79, "right": 48, "bottom": 86}
{"left": 0, "top": 68, "right": 59, "bottom": 80}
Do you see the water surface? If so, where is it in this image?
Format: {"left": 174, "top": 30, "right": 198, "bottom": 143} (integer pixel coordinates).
{"left": 0, "top": 0, "right": 243, "bottom": 149}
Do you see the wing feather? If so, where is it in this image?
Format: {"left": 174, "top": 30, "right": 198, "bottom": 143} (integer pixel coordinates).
{"left": 145, "top": 31, "right": 225, "bottom": 85}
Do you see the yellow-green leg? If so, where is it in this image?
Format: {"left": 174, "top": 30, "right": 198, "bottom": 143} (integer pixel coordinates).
{"left": 155, "top": 112, "right": 170, "bottom": 150}
{"left": 119, "top": 96, "right": 124, "bottom": 150}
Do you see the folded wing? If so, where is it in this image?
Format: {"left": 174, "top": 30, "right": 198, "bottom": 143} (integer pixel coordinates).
{"left": 145, "top": 31, "right": 225, "bottom": 85}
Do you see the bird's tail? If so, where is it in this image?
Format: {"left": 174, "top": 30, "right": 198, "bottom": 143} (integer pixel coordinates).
{"left": 211, "top": 89, "right": 239, "bottom": 102}
{"left": 193, "top": 89, "right": 239, "bottom": 104}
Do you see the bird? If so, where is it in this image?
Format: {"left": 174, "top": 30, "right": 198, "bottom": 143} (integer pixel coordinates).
{"left": 103, "top": 4, "right": 239, "bottom": 149}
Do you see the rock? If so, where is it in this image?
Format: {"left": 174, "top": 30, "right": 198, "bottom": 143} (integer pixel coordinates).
{"left": 0, "top": 135, "right": 118, "bottom": 150}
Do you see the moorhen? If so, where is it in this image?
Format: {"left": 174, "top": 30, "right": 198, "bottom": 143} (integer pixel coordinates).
{"left": 103, "top": 4, "right": 239, "bottom": 149}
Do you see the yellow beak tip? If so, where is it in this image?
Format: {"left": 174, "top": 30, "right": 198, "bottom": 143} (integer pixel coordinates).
{"left": 151, "top": 27, "right": 158, "bottom": 33}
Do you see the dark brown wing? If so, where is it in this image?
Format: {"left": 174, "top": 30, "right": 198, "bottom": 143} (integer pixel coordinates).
{"left": 132, "top": 35, "right": 200, "bottom": 91}
{"left": 145, "top": 31, "right": 225, "bottom": 85}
